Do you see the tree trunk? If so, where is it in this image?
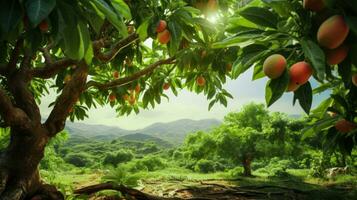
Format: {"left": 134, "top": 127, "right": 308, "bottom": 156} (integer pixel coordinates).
{"left": 242, "top": 158, "right": 252, "bottom": 177}
{"left": 0, "top": 125, "right": 63, "bottom": 200}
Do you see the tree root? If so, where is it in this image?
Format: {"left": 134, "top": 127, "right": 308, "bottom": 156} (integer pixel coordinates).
{"left": 0, "top": 175, "right": 63, "bottom": 200}
{"left": 0, "top": 185, "right": 25, "bottom": 200}
{"left": 0, "top": 170, "right": 8, "bottom": 194}
{"left": 29, "top": 184, "right": 64, "bottom": 200}
{"left": 75, "top": 181, "right": 323, "bottom": 200}
{"left": 74, "top": 182, "right": 179, "bottom": 200}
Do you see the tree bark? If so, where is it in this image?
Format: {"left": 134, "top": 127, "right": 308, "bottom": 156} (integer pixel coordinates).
{"left": 242, "top": 157, "right": 252, "bottom": 177}
{"left": 0, "top": 125, "right": 63, "bottom": 200}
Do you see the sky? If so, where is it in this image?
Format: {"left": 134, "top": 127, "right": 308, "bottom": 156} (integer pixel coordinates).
{"left": 39, "top": 68, "right": 328, "bottom": 130}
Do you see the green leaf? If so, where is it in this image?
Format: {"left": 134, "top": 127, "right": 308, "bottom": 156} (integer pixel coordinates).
{"left": 78, "top": 20, "right": 92, "bottom": 60}
{"left": 338, "top": 57, "right": 352, "bottom": 87}
{"left": 137, "top": 18, "right": 150, "bottom": 41}
{"left": 261, "top": 0, "right": 292, "bottom": 17}
{"left": 331, "top": 94, "right": 349, "bottom": 111}
{"left": 208, "top": 100, "right": 216, "bottom": 111}
{"left": 265, "top": 69, "right": 289, "bottom": 107}
{"left": 345, "top": 16, "right": 357, "bottom": 36}
{"left": 0, "top": 0, "right": 22, "bottom": 33}
{"left": 25, "top": 0, "right": 56, "bottom": 27}
{"left": 311, "top": 97, "right": 333, "bottom": 117}
{"left": 240, "top": 7, "right": 278, "bottom": 29}
{"left": 300, "top": 40, "right": 325, "bottom": 80}
{"left": 233, "top": 44, "right": 268, "bottom": 78}
{"left": 58, "top": 7, "right": 82, "bottom": 60}
{"left": 252, "top": 64, "right": 265, "bottom": 80}
{"left": 168, "top": 21, "right": 182, "bottom": 56}
{"left": 293, "top": 82, "right": 312, "bottom": 114}
{"left": 302, "top": 116, "right": 338, "bottom": 139}
{"left": 212, "top": 29, "right": 264, "bottom": 49}
{"left": 84, "top": 41, "right": 93, "bottom": 65}
{"left": 90, "top": 0, "right": 128, "bottom": 37}
{"left": 112, "top": 0, "right": 132, "bottom": 20}
{"left": 313, "top": 82, "right": 332, "bottom": 94}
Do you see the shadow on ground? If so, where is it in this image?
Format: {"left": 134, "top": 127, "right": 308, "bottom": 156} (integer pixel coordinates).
{"left": 139, "top": 175, "right": 357, "bottom": 200}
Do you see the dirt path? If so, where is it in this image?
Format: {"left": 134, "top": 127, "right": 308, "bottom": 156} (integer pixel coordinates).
{"left": 139, "top": 179, "right": 357, "bottom": 200}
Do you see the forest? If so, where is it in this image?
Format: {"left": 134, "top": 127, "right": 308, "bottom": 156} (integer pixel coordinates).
{"left": 0, "top": 0, "right": 357, "bottom": 199}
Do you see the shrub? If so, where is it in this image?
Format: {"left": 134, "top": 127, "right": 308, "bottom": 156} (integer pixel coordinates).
{"left": 64, "top": 152, "right": 92, "bottom": 167}
{"left": 172, "top": 150, "right": 184, "bottom": 160}
{"left": 229, "top": 166, "right": 244, "bottom": 177}
{"left": 103, "top": 150, "right": 134, "bottom": 166}
{"left": 138, "top": 156, "right": 166, "bottom": 171}
{"left": 194, "top": 159, "right": 216, "bottom": 173}
{"left": 256, "top": 158, "right": 293, "bottom": 178}
{"left": 125, "top": 156, "right": 166, "bottom": 172}
{"left": 102, "top": 166, "right": 141, "bottom": 187}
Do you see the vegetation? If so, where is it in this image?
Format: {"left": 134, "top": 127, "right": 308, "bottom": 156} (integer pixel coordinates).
{"left": 0, "top": 0, "right": 356, "bottom": 199}
{"left": 29, "top": 103, "right": 356, "bottom": 199}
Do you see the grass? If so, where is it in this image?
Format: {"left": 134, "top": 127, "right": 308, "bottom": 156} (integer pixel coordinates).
{"left": 136, "top": 167, "right": 230, "bottom": 181}
{"left": 40, "top": 167, "right": 357, "bottom": 199}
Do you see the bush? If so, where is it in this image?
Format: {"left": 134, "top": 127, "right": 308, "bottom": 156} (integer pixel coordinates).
{"left": 102, "top": 166, "right": 141, "bottom": 187}
{"left": 252, "top": 160, "right": 269, "bottom": 170}
{"left": 64, "top": 152, "right": 92, "bottom": 167}
{"left": 125, "top": 155, "right": 166, "bottom": 172}
{"left": 103, "top": 150, "right": 134, "bottom": 166}
{"left": 229, "top": 166, "right": 244, "bottom": 177}
{"left": 194, "top": 159, "right": 216, "bottom": 173}
{"left": 172, "top": 150, "right": 184, "bottom": 160}
{"left": 256, "top": 158, "right": 293, "bottom": 178}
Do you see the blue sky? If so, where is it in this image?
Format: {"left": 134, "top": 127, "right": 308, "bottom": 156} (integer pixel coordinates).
{"left": 39, "top": 68, "right": 328, "bottom": 130}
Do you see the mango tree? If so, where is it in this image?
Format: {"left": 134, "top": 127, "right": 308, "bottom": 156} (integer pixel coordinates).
{"left": 0, "top": 0, "right": 242, "bottom": 199}
{"left": 212, "top": 0, "right": 357, "bottom": 161}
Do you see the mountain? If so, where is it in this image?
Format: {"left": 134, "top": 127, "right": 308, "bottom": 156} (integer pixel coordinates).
{"left": 288, "top": 114, "right": 302, "bottom": 119}
{"left": 65, "top": 122, "right": 130, "bottom": 139}
{"left": 119, "top": 133, "right": 172, "bottom": 148}
{"left": 65, "top": 118, "right": 221, "bottom": 145}
{"left": 139, "top": 119, "right": 221, "bottom": 143}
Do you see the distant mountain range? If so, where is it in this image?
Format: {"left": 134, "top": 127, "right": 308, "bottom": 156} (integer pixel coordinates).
{"left": 65, "top": 118, "right": 221, "bottom": 145}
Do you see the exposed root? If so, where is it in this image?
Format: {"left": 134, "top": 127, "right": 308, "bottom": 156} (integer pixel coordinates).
{"left": 0, "top": 170, "right": 8, "bottom": 195}
{"left": 29, "top": 184, "right": 64, "bottom": 200}
{"left": 74, "top": 182, "right": 180, "bottom": 200}
{"left": 0, "top": 185, "right": 25, "bottom": 200}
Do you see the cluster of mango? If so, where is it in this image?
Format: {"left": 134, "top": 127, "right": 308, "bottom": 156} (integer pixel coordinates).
{"left": 263, "top": 0, "right": 353, "bottom": 93}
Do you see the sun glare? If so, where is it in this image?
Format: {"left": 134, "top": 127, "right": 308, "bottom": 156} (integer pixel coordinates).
{"left": 207, "top": 14, "right": 219, "bottom": 24}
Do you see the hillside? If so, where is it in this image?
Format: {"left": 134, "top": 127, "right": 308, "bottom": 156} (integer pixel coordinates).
{"left": 65, "top": 118, "right": 221, "bottom": 145}
{"left": 139, "top": 119, "right": 221, "bottom": 143}
{"left": 119, "top": 133, "right": 172, "bottom": 148}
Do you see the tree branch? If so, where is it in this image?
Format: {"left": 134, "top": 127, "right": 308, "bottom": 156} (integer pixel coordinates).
{"left": 87, "top": 57, "right": 176, "bottom": 90}
{"left": 7, "top": 69, "right": 41, "bottom": 123}
{"left": 0, "top": 88, "right": 31, "bottom": 130}
{"left": 0, "top": 64, "right": 6, "bottom": 76}
{"left": 40, "top": 43, "right": 55, "bottom": 66}
{"left": 31, "top": 59, "right": 77, "bottom": 79}
{"left": 45, "top": 61, "right": 89, "bottom": 136}
{"left": 93, "top": 33, "right": 139, "bottom": 63}
{"left": 7, "top": 38, "right": 23, "bottom": 74}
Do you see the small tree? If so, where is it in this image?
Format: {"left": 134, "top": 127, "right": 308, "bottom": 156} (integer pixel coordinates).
{"left": 215, "top": 126, "right": 262, "bottom": 176}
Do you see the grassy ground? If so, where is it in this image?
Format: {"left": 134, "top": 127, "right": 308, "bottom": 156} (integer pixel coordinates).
{"left": 41, "top": 167, "right": 357, "bottom": 199}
